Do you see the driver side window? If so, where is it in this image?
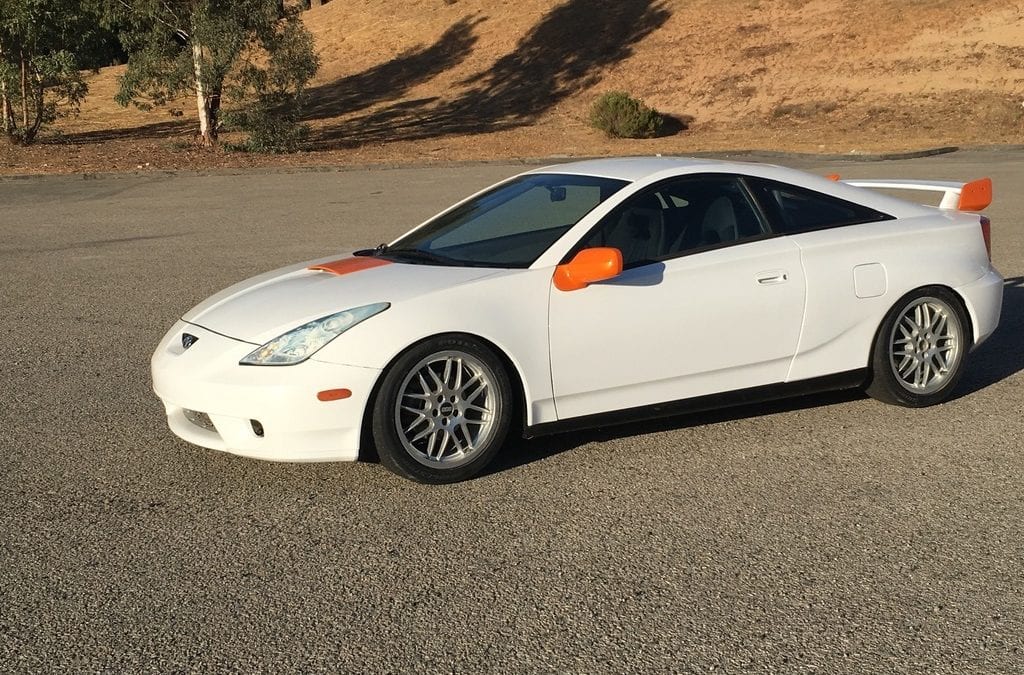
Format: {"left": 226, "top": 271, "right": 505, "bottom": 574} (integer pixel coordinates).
{"left": 578, "top": 175, "right": 768, "bottom": 268}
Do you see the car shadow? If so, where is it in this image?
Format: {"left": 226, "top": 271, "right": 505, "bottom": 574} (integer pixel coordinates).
{"left": 483, "top": 388, "right": 867, "bottom": 478}
{"left": 955, "top": 275, "right": 1024, "bottom": 397}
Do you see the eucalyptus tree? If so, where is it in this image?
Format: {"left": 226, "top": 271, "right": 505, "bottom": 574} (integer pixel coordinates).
{"left": 0, "top": 0, "right": 90, "bottom": 144}
{"left": 104, "top": 0, "right": 319, "bottom": 148}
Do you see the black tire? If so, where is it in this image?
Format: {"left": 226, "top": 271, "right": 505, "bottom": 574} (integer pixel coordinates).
{"left": 371, "top": 334, "right": 513, "bottom": 484}
{"left": 865, "top": 286, "right": 972, "bottom": 407}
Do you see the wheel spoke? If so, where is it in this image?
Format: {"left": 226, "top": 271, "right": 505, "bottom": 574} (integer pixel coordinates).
{"left": 464, "top": 402, "right": 491, "bottom": 417}
{"left": 426, "top": 365, "right": 444, "bottom": 392}
{"left": 435, "top": 429, "right": 451, "bottom": 459}
{"left": 459, "top": 372, "right": 482, "bottom": 395}
{"left": 457, "top": 421, "right": 473, "bottom": 449}
{"left": 417, "top": 372, "right": 433, "bottom": 396}
{"left": 410, "top": 423, "right": 437, "bottom": 444}
{"left": 464, "top": 382, "right": 488, "bottom": 403}
{"left": 442, "top": 358, "right": 454, "bottom": 388}
{"left": 449, "top": 424, "right": 466, "bottom": 453}
{"left": 404, "top": 415, "right": 429, "bottom": 434}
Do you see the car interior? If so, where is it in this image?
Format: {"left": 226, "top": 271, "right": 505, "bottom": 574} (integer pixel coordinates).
{"left": 581, "top": 179, "right": 767, "bottom": 267}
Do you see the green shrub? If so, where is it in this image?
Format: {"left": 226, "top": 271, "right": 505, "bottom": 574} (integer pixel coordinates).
{"left": 223, "top": 95, "right": 310, "bottom": 153}
{"left": 590, "top": 91, "right": 664, "bottom": 139}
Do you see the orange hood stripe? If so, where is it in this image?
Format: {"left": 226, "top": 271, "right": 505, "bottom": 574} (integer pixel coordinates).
{"left": 308, "top": 257, "right": 391, "bottom": 275}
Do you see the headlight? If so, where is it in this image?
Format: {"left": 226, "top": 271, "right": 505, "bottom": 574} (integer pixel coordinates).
{"left": 239, "top": 303, "right": 390, "bottom": 366}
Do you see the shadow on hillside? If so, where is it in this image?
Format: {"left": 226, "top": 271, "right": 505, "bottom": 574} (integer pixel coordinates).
{"left": 315, "top": 0, "right": 671, "bottom": 147}
{"left": 46, "top": 119, "right": 192, "bottom": 145}
{"left": 303, "top": 16, "right": 484, "bottom": 121}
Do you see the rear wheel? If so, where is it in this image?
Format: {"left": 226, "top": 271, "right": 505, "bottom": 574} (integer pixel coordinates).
{"left": 371, "top": 335, "right": 512, "bottom": 483}
{"left": 865, "top": 287, "right": 971, "bottom": 407}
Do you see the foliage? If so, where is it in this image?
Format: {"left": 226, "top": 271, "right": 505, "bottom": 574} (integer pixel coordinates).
{"left": 222, "top": 10, "right": 319, "bottom": 152}
{"left": 0, "top": 0, "right": 93, "bottom": 144}
{"left": 100, "top": 0, "right": 320, "bottom": 149}
{"left": 589, "top": 91, "right": 664, "bottom": 139}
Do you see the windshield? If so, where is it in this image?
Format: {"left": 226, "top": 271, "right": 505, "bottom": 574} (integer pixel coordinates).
{"left": 379, "top": 174, "right": 629, "bottom": 267}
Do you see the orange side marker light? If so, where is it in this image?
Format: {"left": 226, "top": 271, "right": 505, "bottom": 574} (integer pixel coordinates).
{"left": 825, "top": 173, "right": 841, "bottom": 181}
{"left": 317, "top": 388, "right": 352, "bottom": 402}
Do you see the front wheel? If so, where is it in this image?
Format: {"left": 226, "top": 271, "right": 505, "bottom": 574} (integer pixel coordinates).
{"left": 371, "top": 335, "right": 513, "bottom": 483}
{"left": 865, "top": 287, "right": 971, "bottom": 407}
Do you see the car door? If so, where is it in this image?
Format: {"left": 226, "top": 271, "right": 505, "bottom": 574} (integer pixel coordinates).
{"left": 547, "top": 174, "right": 807, "bottom": 420}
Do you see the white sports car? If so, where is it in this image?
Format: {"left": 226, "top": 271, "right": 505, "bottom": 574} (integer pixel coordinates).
{"left": 152, "top": 158, "right": 1002, "bottom": 483}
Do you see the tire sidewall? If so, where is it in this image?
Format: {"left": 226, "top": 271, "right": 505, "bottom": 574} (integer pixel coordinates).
{"left": 371, "top": 334, "right": 513, "bottom": 483}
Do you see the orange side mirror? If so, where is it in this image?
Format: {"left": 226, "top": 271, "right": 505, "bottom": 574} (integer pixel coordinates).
{"left": 553, "top": 247, "right": 624, "bottom": 291}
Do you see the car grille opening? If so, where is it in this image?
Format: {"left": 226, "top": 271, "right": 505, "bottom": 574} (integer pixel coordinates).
{"left": 183, "top": 409, "right": 216, "bottom": 432}
{"left": 250, "top": 419, "right": 265, "bottom": 437}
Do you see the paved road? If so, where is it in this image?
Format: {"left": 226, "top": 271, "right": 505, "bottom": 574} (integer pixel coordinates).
{"left": 1, "top": 150, "right": 1022, "bottom": 672}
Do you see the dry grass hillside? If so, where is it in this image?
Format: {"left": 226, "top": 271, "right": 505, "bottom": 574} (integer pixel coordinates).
{"left": 4, "top": 0, "right": 1023, "bottom": 174}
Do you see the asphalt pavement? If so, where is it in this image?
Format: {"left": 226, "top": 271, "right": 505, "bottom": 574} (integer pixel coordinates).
{"left": 1, "top": 149, "right": 1022, "bottom": 672}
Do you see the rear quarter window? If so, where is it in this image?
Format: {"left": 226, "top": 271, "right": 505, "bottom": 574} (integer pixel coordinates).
{"left": 746, "top": 177, "right": 893, "bottom": 234}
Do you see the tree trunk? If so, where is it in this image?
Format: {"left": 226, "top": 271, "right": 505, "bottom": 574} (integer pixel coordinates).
{"left": 0, "top": 40, "right": 10, "bottom": 138}
{"left": 24, "top": 71, "right": 44, "bottom": 144}
{"left": 20, "top": 48, "right": 29, "bottom": 138}
{"left": 0, "top": 88, "right": 10, "bottom": 138}
{"left": 191, "top": 40, "right": 216, "bottom": 147}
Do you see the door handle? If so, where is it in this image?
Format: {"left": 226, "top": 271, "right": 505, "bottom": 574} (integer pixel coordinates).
{"left": 756, "top": 270, "right": 789, "bottom": 285}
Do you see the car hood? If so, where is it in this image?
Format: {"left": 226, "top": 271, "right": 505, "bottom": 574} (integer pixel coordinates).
{"left": 182, "top": 255, "right": 503, "bottom": 344}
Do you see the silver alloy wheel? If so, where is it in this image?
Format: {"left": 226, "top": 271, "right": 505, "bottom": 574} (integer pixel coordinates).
{"left": 888, "top": 296, "right": 963, "bottom": 395}
{"left": 393, "top": 350, "right": 501, "bottom": 468}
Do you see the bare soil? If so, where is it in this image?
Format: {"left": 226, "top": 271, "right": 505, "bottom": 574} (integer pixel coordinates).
{"left": 2, "top": 0, "right": 1022, "bottom": 175}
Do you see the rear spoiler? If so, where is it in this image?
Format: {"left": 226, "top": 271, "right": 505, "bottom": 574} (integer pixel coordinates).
{"left": 835, "top": 177, "right": 992, "bottom": 211}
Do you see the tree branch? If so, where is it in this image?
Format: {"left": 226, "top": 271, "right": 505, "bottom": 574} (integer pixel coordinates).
{"left": 116, "top": 0, "right": 189, "bottom": 41}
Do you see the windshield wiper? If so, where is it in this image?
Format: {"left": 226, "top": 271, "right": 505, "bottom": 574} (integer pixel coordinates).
{"left": 379, "top": 247, "right": 461, "bottom": 266}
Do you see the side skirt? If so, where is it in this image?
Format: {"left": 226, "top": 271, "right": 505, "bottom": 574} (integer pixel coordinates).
{"left": 523, "top": 369, "right": 869, "bottom": 439}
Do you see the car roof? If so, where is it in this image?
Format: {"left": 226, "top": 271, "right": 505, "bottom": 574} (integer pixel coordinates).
{"left": 522, "top": 156, "right": 933, "bottom": 218}
{"left": 524, "top": 156, "right": 766, "bottom": 182}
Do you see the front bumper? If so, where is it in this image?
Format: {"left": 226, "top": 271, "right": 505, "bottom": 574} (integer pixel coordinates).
{"left": 151, "top": 321, "right": 381, "bottom": 462}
